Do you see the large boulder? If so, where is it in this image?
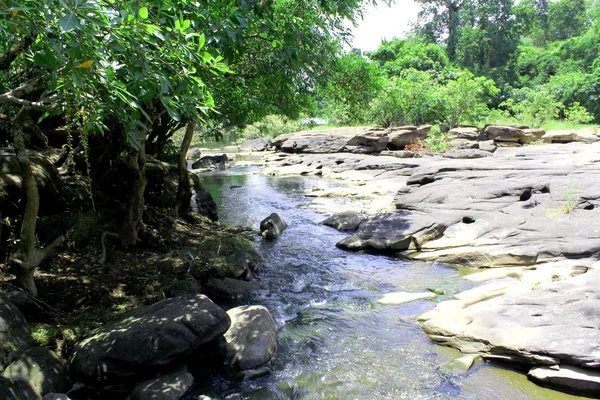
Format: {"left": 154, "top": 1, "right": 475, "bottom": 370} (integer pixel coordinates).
{"left": 320, "top": 212, "right": 367, "bottom": 232}
{"left": 69, "top": 294, "right": 230, "bottom": 384}
{"left": 0, "top": 292, "right": 34, "bottom": 371}
{"left": 0, "top": 348, "right": 70, "bottom": 400}
{"left": 387, "top": 126, "right": 429, "bottom": 150}
{"left": 129, "top": 365, "right": 194, "bottom": 400}
{"left": 542, "top": 129, "right": 599, "bottom": 144}
{"left": 260, "top": 213, "right": 287, "bottom": 239}
{"left": 345, "top": 130, "right": 389, "bottom": 154}
{"left": 480, "top": 125, "right": 545, "bottom": 144}
{"left": 448, "top": 127, "right": 479, "bottom": 141}
{"left": 239, "top": 138, "right": 268, "bottom": 152}
{"left": 222, "top": 306, "right": 278, "bottom": 373}
{"left": 203, "top": 278, "right": 261, "bottom": 300}
{"left": 279, "top": 129, "right": 359, "bottom": 153}
{"left": 145, "top": 156, "right": 218, "bottom": 221}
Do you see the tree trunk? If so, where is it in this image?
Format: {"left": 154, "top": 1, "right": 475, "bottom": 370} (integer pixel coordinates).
{"left": 120, "top": 142, "right": 147, "bottom": 248}
{"left": 8, "top": 109, "right": 64, "bottom": 296}
{"left": 176, "top": 120, "right": 196, "bottom": 219}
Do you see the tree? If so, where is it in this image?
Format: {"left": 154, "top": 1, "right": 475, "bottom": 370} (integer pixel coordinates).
{"left": 548, "top": 0, "right": 590, "bottom": 41}
{"left": 368, "top": 37, "right": 449, "bottom": 76}
{"left": 414, "top": 0, "right": 466, "bottom": 59}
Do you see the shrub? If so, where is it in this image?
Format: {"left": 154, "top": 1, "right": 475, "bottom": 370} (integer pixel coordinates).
{"left": 565, "top": 102, "right": 594, "bottom": 125}
{"left": 500, "top": 87, "right": 563, "bottom": 128}
{"left": 425, "top": 125, "right": 450, "bottom": 152}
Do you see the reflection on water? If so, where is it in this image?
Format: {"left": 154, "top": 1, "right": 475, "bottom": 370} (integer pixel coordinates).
{"left": 196, "top": 166, "right": 583, "bottom": 400}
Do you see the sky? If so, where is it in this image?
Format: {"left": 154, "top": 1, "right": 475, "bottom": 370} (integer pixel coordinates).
{"left": 349, "top": 1, "right": 422, "bottom": 52}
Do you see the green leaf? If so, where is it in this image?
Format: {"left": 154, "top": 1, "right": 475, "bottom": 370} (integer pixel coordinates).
{"left": 60, "top": 13, "right": 81, "bottom": 33}
{"left": 198, "top": 33, "right": 205, "bottom": 50}
{"left": 139, "top": 7, "right": 149, "bottom": 19}
{"left": 182, "top": 19, "right": 191, "bottom": 30}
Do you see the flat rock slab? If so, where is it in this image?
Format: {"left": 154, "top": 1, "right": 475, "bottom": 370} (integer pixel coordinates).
{"left": 419, "top": 266, "right": 600, "bottom": 371}
{"left": 69, "top": 294, "right": 230, "bottom": 384}
{"left": 376, "top": 292, "right": 436, "bottom": 305}
{"left": 528, "top": 365, "right": 600, "bottom": 397}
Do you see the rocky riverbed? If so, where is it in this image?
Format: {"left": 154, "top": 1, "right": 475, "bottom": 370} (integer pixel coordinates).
{"left": 258, "top": 125, "right": 600, "bottom": 397}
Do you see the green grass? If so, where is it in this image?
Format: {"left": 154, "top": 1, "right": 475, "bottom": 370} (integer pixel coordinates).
{"left": 483, "top": 115, "right": 598, "bottom": 132}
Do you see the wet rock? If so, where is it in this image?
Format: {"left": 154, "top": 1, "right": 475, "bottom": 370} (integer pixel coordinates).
{"left": 0, "top": 292, "right": 34, "bottom": 371}
{"left": 528, "top": 365, "right": 600, "bottom": 397}
{"left": 222, "top": 306, "right": 277, "bottom": 372}
{"left": 440, "top": 354, "right": 480, "bottom": 374}
{"left": 203, "top": 278, "right": 261, "bottom": 300}
{"left": 0, "top": 348, "right": 70, "bottom": 400}
{"left": 191, "top": 154, "right": 229, "bottom": 170}
{"left": 260, "top": 213, "right": 287, "bottom": 239}
{"left": 320, "top": 212, "right": 367, "bottom": 232}
{"left": 129, "top": 365, "right": 193, "bottom": 400}
{"left": 69, "top": 294, "right": 230, "bottom": 384}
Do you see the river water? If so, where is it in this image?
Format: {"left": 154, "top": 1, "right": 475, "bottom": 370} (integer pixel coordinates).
{"left": 196, "top": 165, "right": 582, "bottom": 400}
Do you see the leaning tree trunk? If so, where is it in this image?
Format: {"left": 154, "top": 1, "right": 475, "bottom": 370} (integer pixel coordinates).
{"left": 8, "top": 109, "right": 64, "bottom": 296}
{"left": 175, "top": 120, "right": 196, "bottom": 219}
{"left": 120, "top": 142, "right": 147, "bottom": 248}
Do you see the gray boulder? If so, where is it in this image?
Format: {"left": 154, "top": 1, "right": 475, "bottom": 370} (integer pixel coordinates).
{"left": 321, "top": 212, "right": 367, "bottom": 232}
{"left": 345, "top": 130, "right": 389, "bottom": 154}
{"left": 42, "top": 394, "right": 70, "bottom": 400}
{"left": 387, "top": 127, "right": 427, "bottom": 150}
{"left": 0, "top": 348, "right": 70, "bottom": 400}
{"left": 129, "top": 365, "right": 194, "bottom": 400}
{"left": 222, "top": 306, "right": 278, "bottom": 373}
{"left": 480, "top": 125, "right": 545, "bottom": 144}
{"left": 279, "top": 129, "right": 359, "bottom": 153}
{"left": 0, "top": 292, "right": 34, "bottom": 371}
{"left": 260, "top": 213, "right": 287, "bottom": 239}
{"left": 239, "top": 138, "right": 269, "bottom": 152}
{"left": 69, "top": 294, "right": 230, "bottom": 384}
{"left": 448, "top": 127, "right": 479, "bottom": 141}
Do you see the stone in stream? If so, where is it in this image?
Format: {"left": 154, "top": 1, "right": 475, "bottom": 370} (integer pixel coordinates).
{"left": 260, "top": 213, "right": 288, "bottom": 239}
{"left": 222, "top": 306, "right": 278, "bottom": 376}
{"left": 376, "top": 292, "right": 436, "bottom": 305}
{"left": 203, "top": 277, "right": 261, "bottom": 300}
{"left": 69, "top": 294, "right": 230, "bottom": 384}
{"left": 320, "top": 212, "right": 367, "bottom": 232}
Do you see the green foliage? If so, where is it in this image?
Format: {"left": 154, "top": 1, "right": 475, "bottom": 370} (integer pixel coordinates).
{"left": 500, "top": 88, "right": 563, "bottom": 128}
{"left": 565, "top": 102, "right": 594, "bottom": 125}
{"left": 240, "top": 115, "right": 303, "bottom": 140}
{"left": 548, "top": 0, "right": 589, "bottom": 41}
{"left": 66, "top": 211, "right": 101, "bottom": 249}
{"left": 425, "top": 125, "right": 450, "bottom": 152}
{"left": 368, "top": 38, "right": 449, "bottom": 76}
{"left": 157, "top": 141, "right": 180, "bottom": 165}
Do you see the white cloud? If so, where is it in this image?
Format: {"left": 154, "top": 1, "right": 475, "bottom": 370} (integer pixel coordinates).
{"left": 349, "top": 1, "right": 422, "bottom": 52}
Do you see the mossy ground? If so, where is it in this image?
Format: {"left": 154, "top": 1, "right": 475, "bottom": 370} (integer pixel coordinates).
{"left": 0, "top": 206, "right": 258, "bottom": 363}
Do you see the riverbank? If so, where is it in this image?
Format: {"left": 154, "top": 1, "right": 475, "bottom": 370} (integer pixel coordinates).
{"left": 256, "top": 125, "right": 600, "bottom": 397}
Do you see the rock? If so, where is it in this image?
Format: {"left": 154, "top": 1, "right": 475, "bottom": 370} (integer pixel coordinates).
{"left": 129, "top": 365, "right": 194, "bottom": 400}
{"left": 542, "top": 129, "right": 599, "bottom": 144}
{"left": 0, "top": 149, "right": 63, "bottom": 218}
{"left": 5, "top": 290, "right": 45, "bottom": 321}
{"left": 528, "top": 365, "right": 600, "bottom": 397}
{"left": 42, "top": 394, "right": 70, "bottom": 400}
{"left": 239, "top": 138, "right": 268, "bottom": 152}
{"left": 163, "top": 278, "right": 200, "bottom": 298}
{"left": 203, "top": 278, "right": 261, "bottom": 300}
{"left": 0, "top": 348, "right": 70, "bottom": 400}
{"left": 479, "top": 124, "right": 529, "bottom": 142}
{"left": 69, "top": 294, "right": 230, "bottom": 384}
{"left": 345, "top": 130, "right": 389, "bottom": 154}
{"left": 443, "top": 149, "right": 491, "bottom": 159}
{"left": 448, "top": 139, "right": 479, "bottom": 150}
{"left": 478, "top": 140, "right": 497, "bottom": 153}
{"left": 336, "top": 211, "right": 450, "bottom": 254}
{"left": 222, "top": 306, "right": 278, "bottom": 372}
{"left": 279, "top": 128, "right": 360, "bottom": 153}
{"left": 0, "top": 292, "right": 34, "bottom": 371}
{"left": 191, "top": 154, "right": 229, "bottom": 170}
{"left": 260, "top": 213, "right": 288, "bottom": 239}
{"left": 448, "top": 127, "right": 479, "bottom": 141}
{"left": 440, "top": 354, "right": 480, "bottom": 374}
{"left": 376, "top": 292, "right": 436, "bottom": 305}
{"left": 145, "top": 156, "right": 218, "bottom": 221}
{"left": 387, "top": 127, "right": 427, "bottom": 150}
{"left": 320, "top": 212, "right": 367, "bottom": 232}
{"left": 186, "top": 147, "right": 201, "bottom": 160}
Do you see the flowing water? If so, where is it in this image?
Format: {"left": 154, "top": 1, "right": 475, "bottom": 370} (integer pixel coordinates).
{"left": 195, "top": 165, "right": 583, "bottom": 400}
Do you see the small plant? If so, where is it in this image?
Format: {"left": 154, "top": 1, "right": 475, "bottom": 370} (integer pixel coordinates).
{"left": 67, "top": 211, "right": 101, "bottom": 249}
{"left": 562, "top": 182, "right": 579, "bottom": 215}
{"left": 565, "top": 102, "right": 594, "bottom": 126}
{"left": 425, "top": 125, "right": 450, "bottom": 152}
{"left": 405, "top": 138, "right": 429, "bottom": 153}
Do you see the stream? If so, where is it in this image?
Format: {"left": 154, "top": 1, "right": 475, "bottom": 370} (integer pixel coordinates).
{"left": 195, "top": 165, "right": 582, "bottom": 400}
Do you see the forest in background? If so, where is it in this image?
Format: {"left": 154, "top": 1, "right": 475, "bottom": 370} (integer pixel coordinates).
{"left": 225, "top": 0, "right": 600, "bottom": 146}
